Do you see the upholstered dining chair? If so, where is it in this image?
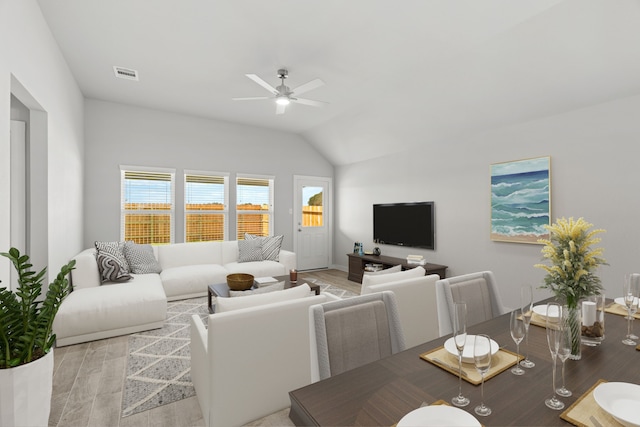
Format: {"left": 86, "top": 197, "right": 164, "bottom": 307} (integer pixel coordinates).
{"left": 309, "top": 291, "right": 406, "bottom": 382}
{"left": 435, "top": 271, "right": 508, "bottom": 336}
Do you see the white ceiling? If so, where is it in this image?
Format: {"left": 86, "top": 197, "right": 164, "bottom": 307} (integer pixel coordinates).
{"left": 37, "top": 0, "right": 640, "bottom": 165}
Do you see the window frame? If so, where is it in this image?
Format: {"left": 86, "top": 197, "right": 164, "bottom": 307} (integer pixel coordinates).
{"left": 184, "top": 170, "right": 229, "bottom": 242}
{"left": 236, "top": 173, "right": 274, "bottom": 239}
{"left": 120, "top": 165, "right": 176, "bottom": 244}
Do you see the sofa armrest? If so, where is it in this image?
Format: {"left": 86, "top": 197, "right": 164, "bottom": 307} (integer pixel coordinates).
{"left": 70, "top": 249, "right": 102, "bottom": 290}
{"left": 278, "top": 249, "right": 296, "bottom": 272}
{"left": 190, "top": 315, "right": 209, "bottom": 424}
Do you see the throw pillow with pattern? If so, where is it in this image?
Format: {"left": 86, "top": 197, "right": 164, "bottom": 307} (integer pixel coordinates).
{"left": 95, "top": 251, "right": 133, "bottom": 283}
{"left": 123, "top": 241, "right": 162, "bottom": 274}
{"left": 238, "top": 238, "right": 264, "bottom": 262}
{"left": 95, "top": 241, "right": 130, "bottom": 273}
{"left": 244, "top": 233, "right": 284, "bottom": 261}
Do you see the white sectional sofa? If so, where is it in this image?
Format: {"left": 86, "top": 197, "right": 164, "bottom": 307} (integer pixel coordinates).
{"left": 53, "top": 240, "right": 296, "bottom": 346}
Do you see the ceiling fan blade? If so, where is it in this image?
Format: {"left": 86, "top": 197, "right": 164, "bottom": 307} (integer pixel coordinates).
{"left": 245, "top": 74, "right": 279, "bottom": 95}
{"left": 291, "top": 78, "right": 324, "bottom": 96}
{"left": 292, "top": 98, "right": 328, "bottom": 108}
{"left": 232, "top": 96, "right": 270, "bottom": 101}
{"left": 276, "top": 103, "right": 287, "bottom": 115}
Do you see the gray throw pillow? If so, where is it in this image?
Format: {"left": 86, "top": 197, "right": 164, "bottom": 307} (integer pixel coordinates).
{"left": 95, "top": 251, "right": 133, "bottom": 283}
{"left": 238, "top": 238, "right": 264, "bottom": 262}
{"left": 245, "top": 233, "right": 284, "bottom": 261}
{"left": 123, "top": 241, "right": 162, "bottom": 274}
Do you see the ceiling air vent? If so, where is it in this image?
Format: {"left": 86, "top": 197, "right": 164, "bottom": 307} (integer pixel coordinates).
{"left": 113, "top": 66, "right": 139, "bottom": 81}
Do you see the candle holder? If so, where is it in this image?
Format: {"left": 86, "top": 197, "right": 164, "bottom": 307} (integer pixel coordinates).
{"left": 581, "top": 294, "right": 605, "bottom": 346}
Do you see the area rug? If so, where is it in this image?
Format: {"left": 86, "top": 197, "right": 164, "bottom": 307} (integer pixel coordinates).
{"left": 121, "top": 280, "right": 357, "bottom": 417}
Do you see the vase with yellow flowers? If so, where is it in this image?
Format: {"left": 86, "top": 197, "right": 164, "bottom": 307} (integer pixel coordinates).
{"left": 535, "top": 217, "right": 607, "bottom": 359}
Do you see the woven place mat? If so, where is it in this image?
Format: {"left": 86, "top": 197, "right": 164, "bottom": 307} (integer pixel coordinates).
{"left": 420, "top": 346, "right": 522, "bottom": 385}
{"left": 560, "top": 379, "right": 625, "bottom": 427}
{"left": 604, "top": 302, "right": 640, "bottom": 319}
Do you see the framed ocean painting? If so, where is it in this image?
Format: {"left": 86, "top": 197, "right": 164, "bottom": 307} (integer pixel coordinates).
{"left": 490, "top": 156, "right": 551, "bottom": 244}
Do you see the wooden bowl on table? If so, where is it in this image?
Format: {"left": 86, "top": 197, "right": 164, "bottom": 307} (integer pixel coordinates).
{"left": 226, "top": 273, "right": 254, "bottom": 291}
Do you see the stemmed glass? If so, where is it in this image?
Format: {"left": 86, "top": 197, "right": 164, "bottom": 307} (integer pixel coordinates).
{"left": 545, "top": 303, "right": 565, "bottom": 410}
{"left": 623, "top": 274, "right": 639, "bottom": 346}
{"left": 473, "top": 334, "right": 492, "bottom": 417}
{"left": 556, "top": 306, "right": 572, "bottom": 397}
{"left": 510, "top": 309, "right": 525, "bottom": 375}
{"left": 451, "top": 302, "right": 470, "bottom": 407}
{"left": 520, "top": 285, "right": 535, "bottom": 368}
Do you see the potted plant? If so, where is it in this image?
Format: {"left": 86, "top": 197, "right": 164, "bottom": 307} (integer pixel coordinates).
{"left": 0, "top": 248, "right": 75, "bottom": 427}
{"left": 535, "top": 217, "right": 607, "bottom": 359}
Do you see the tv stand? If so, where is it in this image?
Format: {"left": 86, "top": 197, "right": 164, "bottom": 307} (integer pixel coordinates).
{"left": 347, "top": 253, "right": 448, "bottom": 283}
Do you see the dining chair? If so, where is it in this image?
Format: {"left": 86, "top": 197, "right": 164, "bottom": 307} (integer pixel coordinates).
{"left": 309, "top": 291, "right": 406, "bottom": 382}
{"left": 435, "top": 271, "right": 507, "bottom": 336}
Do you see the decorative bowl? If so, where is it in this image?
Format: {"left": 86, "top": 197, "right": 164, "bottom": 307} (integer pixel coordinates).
{"left": 227, "top": 273, "right": 254, "bottom": 291}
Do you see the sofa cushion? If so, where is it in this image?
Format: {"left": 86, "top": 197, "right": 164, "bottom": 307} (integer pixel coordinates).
{"left": 123, "top": 241, "right": 162, "bottom": 274}
{"left": 363, "top": 264, "right": 402, "bottom": 276}
{"left": 95, "top": 251, "right": 132, "bottom": 283}
{"left": 160, "top": 264, "right": 229, "bottom": 299}
{"left": 53, "top": 274, "right": 166, "bottom": 340}
{"left": 245, "top": 233, "right": 284, "bottom": 261}
{"left": 224, "top": 260, "right": 287, "bottom": 277}
{"left": 216, "top": 283, "right": 311, "bottom": 312}
{"left": 238, "top": 238, "right": 264, "bottom": 262}
{"left": 157, "top": 241, "right": 222, "bottom": 269}
{"left": 362, "top": 266, "right": 425, "bottom": 287}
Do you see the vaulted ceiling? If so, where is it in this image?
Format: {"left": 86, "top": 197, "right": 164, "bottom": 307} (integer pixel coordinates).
{"left": 37, "top": 0, "right": 640, "bottom": 165}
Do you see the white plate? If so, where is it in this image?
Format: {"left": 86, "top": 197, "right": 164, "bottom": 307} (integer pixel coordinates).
{"left": 397, "top": 405, "right": 481, "bottom": 427}
{"left": 444, "top": 335, "right": 499, "bottom": 364}
{"left": 593, "top": 382, "right": 640, "bottom": 427}
{"left": 615, "top": 296, "right": 639, "bottom": 306}
{"left": 533, "top": 304, "right": 560, "bottom": 319}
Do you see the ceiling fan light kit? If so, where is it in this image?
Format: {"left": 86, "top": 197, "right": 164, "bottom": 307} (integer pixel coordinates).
{"left": 233, "top": 68, "right": 327, "bottom": 114}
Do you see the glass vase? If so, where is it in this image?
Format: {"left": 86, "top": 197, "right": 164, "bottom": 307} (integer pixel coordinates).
{"left": 565, "top": 305, "right": 582, "bottom": 360}
{"left": 581, "top": 294, "right": 605, "bottom": 346}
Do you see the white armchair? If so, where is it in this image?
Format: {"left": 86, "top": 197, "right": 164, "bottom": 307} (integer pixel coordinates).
{"left": 361, "top": 273, "right": 440, "bottom": 348}
{"left": 190, "top": 287, "right": 338, "bottom": 427}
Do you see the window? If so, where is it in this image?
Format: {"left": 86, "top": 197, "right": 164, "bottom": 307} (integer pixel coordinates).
{"left": 184, "top": 171, "right": 229, "bottom": 242}
{"left": 236, "top": 175, "right": 274, "bottom": 239}
{"left": 120, "top": 166, "right": 175, "bottom": 244}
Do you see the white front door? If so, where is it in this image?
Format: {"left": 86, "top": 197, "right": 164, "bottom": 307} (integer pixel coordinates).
{"left": 294, "top": 176, "right": 331, "bottom": 271}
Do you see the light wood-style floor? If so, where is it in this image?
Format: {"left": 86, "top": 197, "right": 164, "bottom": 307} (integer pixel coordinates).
{"left": 49, "top": 269, "right": 353, "bottom": 427}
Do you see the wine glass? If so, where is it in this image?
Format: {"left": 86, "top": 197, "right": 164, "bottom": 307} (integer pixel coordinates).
{"left": 520, "top": 285, "right": 535, "bottom": 368}
{"left": 451, "top": 302, "right": 470, "bottom": 407}
{"left": 545, "top": 303, "right": 565, "bottom": 410}
{"left": 510, "top": 309, "right": 525, "bottom": 375}
{"left": 623, "top": 274, "right": 639, "bottom": 345}
{"left": 473, "top": 334, "right": 492, "bottom": 417}
{"left": 556, "top": 305, "right": 572, "bottom": 397}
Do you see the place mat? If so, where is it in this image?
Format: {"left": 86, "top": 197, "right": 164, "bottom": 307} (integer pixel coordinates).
{"left": 604, "top": 302, "right": 640, "bottom": 319}
{"left": 560, "top": 379, "right": 624, "bottom": 427}
{"left": 420, "top": 346, "right": 522, "bottom": 385}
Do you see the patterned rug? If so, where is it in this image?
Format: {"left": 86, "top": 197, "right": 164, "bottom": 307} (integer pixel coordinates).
{"left": 121, "top": 280, "right": 357, "bottom": 417}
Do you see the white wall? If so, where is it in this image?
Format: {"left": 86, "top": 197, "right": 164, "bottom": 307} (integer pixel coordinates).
{"left": 83, "top": 99, "right": 333, "bottom": 251}
{"left": 334, "top": 93, "right": 640, "bottom": 308}
{"left": 0, "top": 0, "right": 84, "bottom": 282}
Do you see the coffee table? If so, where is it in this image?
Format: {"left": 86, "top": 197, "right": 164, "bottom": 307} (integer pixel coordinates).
{"left": 207, "top": 275, "right": 321, "bottom": 313}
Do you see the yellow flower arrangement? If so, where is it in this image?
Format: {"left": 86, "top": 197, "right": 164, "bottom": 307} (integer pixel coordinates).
{"left": 535, "top": 217, "right": 607, "bottom": 309}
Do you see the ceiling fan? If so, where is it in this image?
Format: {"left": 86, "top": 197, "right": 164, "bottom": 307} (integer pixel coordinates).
{"left": 232, "top": 69, "right": 327, "bottom": 115}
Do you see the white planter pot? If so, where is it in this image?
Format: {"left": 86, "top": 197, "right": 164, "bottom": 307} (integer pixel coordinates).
{"left": 0, "top": 351, "right": 53, "bottom": 427}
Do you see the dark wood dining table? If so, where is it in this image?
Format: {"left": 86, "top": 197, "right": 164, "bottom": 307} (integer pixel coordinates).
{"left": 289, "top": 299, "right": 640, "bottom": 426}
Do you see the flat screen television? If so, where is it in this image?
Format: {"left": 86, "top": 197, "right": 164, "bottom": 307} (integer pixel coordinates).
{"left": 373, "top": 202, "right": 435, "bottom": 250}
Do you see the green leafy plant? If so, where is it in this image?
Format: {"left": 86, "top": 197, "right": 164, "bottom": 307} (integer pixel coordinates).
{"left": 0, "top": 248, "right": 75, "bottom": 368}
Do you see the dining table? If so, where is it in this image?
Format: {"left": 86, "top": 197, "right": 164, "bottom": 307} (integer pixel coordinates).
{"left": 288, "top": 298, "right": 640, "bottom": 426}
